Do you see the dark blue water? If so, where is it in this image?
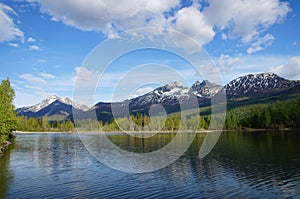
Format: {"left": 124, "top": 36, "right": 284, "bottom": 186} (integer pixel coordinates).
{"left": 0, "top": 131, "right": 299, "bottom": 198}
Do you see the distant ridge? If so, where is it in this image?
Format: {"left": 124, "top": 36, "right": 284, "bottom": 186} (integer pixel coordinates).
{"left": 224, "top": 72, "right": 299, "bottom": 98}
{"left": 16, "top": 95, "right": 89, "bottom": 119}
{"left": 16, "top": 73, "right": 300, "bottom": 121}
{"left": 73, "top": 72, "right": 300, "bottom": 122}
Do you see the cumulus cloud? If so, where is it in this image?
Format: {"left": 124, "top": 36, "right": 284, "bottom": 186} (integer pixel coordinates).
{"left": 19, "top": 74, "right": 46, "bottom": 84}
{"left": 29, "top": 0, "right": 178, "bottom": 34}
{"left": 269, "top": 56, "right": 300, "bottom": 80}
{"left": 171, "top": 6, "right": 215, "bottom": 47}
{"left": 28, "top": 0, "right": 290, "bottom": 52}
{"left": 204, "top": 0, "right": 290, "bottom": 43}
{"left": 0, "top": 3, "right": 24, "bottom": 43}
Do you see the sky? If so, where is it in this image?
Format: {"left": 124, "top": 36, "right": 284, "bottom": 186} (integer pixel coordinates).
{"left": 0, "top": 0, "right": 299, "bottom": 107}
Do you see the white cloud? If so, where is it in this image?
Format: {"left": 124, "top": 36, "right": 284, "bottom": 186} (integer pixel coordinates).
{"left": 128, "top": 86, "right": 154, "bottom": 99}
{"left": 75, "top": 66, "right": 93, "bottom": 82}
{"left": 28, "top": 0, "right": 291, "bottom": 54}
{"left": 8, "top": 42, "right": 19, "bottom": 47}
{"left": 38, "top": 72, "right": 55, "bottom": 79}
{"left": 171, "top": 6, "right": 215, "bottom": 47}
{"left": 29, "top": 45, "right": 41, "bottom": 51}
{"left": 28, "top": 0, "right": 215, "bottom": 48}
{"left": 29, "top": 0, "right": 179, "bottom": 33}
{"left": 247, "top": 34, "right": 275, "bottom": 54}
{"left": 25, "top": 85, "right": 44, "bottom": 91}
{"left": 204, "top": 0, "right": 290, "bottom": 43}
{"left": 221, "top": 33, "right": 227, "bottom": 40}
{"left": 50, "top": 16, "right": 59, "bottom": 22}
{"left": 0, "top": 3, "right": 24, "bottom": 43}
{"left": 73, "top": 66, "right": 101, "bottom": 106}
{"left": 218, "top": 54, "right": 290, "bottom": 84}
{"left": 218, "top": 54, "right": 242, "bottom": 70}
{"left": 19, "top": 73, "right": 47, "bottom": 84}
{"left": 197, "top": 62, "right": 222, "bottom": 84}
{"left": 269, "top": 56, "right": 300, "bottom": 80}
{"left": 27, "top": 37, "right": 36, "bottom": 42}
{"left": 27, "top": 0, "right": 290, "bottom": 52}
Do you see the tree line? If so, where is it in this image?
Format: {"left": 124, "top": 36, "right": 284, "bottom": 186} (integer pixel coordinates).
{"left": 225, "top": 99, "right": 300, "bottom": 129}
{"left": 1, "top": 77, "right": 298, "bottom": 135}
{"left": 76, "top": 99, "right": 300, "bottom": 132}
{"left": 16, "top": 116, "right": 75, "bottom": 132}
{"left": 75, "top": 113, "right": 212, "bottom": 132}
{"left": 17, "top": 98, "right": 300, "bottom": 132}
{"left": 12, "top": 101, "right": 300, "bottom": 133}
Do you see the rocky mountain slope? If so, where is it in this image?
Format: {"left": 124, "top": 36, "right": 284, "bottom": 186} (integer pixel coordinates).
{"left": 224, "top": 72, "right": 299, "bottom": 98}
{"left": 17, "top": 73, "right": 300, "bottom": 121}
{"left": 16, "top": 95, "right": 89, "bottom": 119}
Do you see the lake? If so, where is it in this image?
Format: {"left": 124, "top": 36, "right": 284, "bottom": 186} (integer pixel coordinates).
{"left": 0, "top": 131, "right": 299, "bottom": 198}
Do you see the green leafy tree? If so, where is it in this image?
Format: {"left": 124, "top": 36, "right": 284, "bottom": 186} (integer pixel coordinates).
{"left": 0, "top": 78, "right": 17, "bottom": 141}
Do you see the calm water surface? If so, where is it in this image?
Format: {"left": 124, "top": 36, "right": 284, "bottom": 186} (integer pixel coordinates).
{"left": 0, "top": 131, "right": 299, "bottom": 198}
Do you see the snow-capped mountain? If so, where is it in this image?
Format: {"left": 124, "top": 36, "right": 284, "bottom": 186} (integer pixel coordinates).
{"left": 87, "top": 72, "right": 300, "bottom": 122}
{"left": 85, "top": 80, "right": 224, "bottom": 121}
{"left": 224, "top": 72, "right": 299, "bottom": 97}
{"left": 128, "top": 80, "right": 223, "bottom": 109}
{"left": 189, "top": 80, "right": 223, "bottom": 98}
{"left": 129, "top": 81, "right": 190, "bottom": 108}
{"left": 16, "top": 95, "right": 89, "bottom": 119}
{"left": 19, "top": 72, "right": 300, "bottom": 122}
{"left": 132, "top": 80, "right": 222, "bottom": 105}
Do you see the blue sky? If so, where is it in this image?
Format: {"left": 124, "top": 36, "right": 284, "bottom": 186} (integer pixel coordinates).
{"left": 0, "top": 0, "right": 299, "bottom": 107}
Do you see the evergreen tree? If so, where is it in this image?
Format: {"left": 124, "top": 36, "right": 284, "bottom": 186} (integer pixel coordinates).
{"left": 0, "top": 78, "right": 17, "bottom": 141}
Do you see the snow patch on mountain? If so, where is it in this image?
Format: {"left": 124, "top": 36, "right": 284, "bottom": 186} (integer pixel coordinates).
{"left": 189, "top": 80, "right": 223, "bottom": 98}
{"left": 224, "top": 72, "right": 299, "bottom": 97}
{"left": 17, "top": 95, "right": 89, "bottom": 113}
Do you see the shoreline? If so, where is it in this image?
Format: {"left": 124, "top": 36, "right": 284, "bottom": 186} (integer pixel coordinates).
{"left": 0, "top": 140, "right": 11, "bottom": 156}
{"left": 13, "top": 128, "right": 298, "bottom": 135}
{"left": 14, "top": 130, "right": 75, "bottom": 134}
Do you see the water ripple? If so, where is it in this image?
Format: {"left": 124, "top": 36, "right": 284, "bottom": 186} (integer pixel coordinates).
{"left": 0, "top": 132, "right": 299, "bottom": 198}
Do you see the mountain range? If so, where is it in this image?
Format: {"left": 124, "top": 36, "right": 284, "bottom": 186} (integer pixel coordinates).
{"left": 16, "top": 95, "right": 89, "bottom": 120}
{"left": 16, "top": 72, "right": 300, "bottom": 121}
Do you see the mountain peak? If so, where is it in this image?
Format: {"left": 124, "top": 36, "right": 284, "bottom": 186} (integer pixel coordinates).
{"left": 189, "top": 80, "right": 222, "bottom": 98}
{"left": 16, "top": 95, "right": 90, "bottom": 119}
{"left": 243, "top": 72, "right": 279, "bottom": 79}
{"left": 225, "top": 72, "right": 298, "bottom": 97}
